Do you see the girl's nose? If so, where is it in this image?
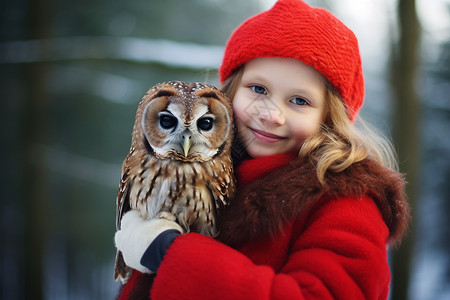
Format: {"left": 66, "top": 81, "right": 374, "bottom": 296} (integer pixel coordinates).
{"left": 258, "top": 99, "right": 285, "bottom": 126}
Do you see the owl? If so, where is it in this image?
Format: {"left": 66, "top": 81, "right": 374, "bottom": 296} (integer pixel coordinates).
{"left": 114, "top": 81, "right": 235, "bottom": 282}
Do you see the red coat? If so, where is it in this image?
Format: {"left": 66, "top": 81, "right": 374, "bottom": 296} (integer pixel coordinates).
{"left": 118, "top": 154, "right": 410, "bottom": 300}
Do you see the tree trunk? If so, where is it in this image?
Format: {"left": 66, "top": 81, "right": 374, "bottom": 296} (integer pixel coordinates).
{"left": 21, "top": 0, "right": 53, "bottom": 298}
{"left": 390, "top": 0, "right": 421, "bottom": 299}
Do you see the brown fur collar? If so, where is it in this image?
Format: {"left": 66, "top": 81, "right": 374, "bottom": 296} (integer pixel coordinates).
{"left": 217, "top": 158, "right": 410, "bottom": 248}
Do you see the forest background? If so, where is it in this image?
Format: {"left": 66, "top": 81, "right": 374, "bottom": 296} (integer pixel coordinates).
{"left": 0, "top": 0, "right": 449, "bottom": 299}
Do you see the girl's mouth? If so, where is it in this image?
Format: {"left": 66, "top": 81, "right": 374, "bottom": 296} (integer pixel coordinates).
{"left": 249, "top": 127, "right": 286, "bottom": 143}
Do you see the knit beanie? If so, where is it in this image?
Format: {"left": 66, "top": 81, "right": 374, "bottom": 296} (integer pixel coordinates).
{"left": 219, "top": 0, "right": 364, "bottom": 121}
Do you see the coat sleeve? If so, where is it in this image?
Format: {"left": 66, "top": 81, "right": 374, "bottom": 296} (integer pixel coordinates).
{"left": 151, "top": 196, "right": 391, "bottom": 300}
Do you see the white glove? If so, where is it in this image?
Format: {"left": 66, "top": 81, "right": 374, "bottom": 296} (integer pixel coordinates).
{"left": 114, "top": 210, "right": 183, "bottom": 274}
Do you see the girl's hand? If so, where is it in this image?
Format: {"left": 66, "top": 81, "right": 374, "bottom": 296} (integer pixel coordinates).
{"left": 115, "top": 210, "right": 183, "bottom": 273}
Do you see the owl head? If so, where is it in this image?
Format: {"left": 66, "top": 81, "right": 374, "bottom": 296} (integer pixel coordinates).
{"left": 132, "top": 81, "right": 233, "bottom": 162}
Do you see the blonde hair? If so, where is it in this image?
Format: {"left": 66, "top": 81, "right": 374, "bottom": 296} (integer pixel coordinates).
{"left": 221, "top": 67, "right": 398, "bottom": 185}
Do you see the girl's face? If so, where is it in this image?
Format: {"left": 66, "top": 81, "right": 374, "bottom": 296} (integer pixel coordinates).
{"left": 233, "top": 57, "right": 327, "bottom": 158}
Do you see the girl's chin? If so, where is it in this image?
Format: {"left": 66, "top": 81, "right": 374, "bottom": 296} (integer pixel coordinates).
{"left": 246, "top": 145, "right": 284, "bottom": 158}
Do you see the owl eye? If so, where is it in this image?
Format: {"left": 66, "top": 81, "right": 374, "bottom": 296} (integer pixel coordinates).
{"left": 197, "top": 117, "right": 213, "bottom": 131}
{"left": 159, "top": 114, "right": 177, "bottom": 130}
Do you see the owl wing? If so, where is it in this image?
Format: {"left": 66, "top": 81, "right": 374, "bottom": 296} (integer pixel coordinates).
{"left": 116, "top": 164, "right": 131, "bottom": 230}
{"left": 114, "top": 163, "right": 133, "bottom": 282}
{"left": 211, "top": 161, "right": 235, "bottom": 211}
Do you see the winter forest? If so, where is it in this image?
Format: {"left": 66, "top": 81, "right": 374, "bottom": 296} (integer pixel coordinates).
{"left": 0, "top": 0, "right": 449, "bottom": 299}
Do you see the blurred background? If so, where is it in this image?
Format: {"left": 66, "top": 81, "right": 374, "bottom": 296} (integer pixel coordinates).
{"left": 0, "top": 0, "right": 448, "bottom": 299}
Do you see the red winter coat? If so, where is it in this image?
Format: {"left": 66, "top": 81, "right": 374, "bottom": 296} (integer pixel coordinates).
{"left": 118, "top": 154, "right": 410, "bottom": 300}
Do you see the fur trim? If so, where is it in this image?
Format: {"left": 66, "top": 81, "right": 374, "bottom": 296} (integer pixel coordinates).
{"left": 217, "top": 158, "right": 410, "bottom": 248}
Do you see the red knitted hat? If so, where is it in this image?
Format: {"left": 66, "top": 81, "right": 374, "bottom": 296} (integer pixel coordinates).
{"left": 219, "top": 0, "right": 364, "bottom": 121}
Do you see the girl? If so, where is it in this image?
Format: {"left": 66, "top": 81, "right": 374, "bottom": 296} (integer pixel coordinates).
{"left": 114, "top": 0, "right": 410, "bottom": 299}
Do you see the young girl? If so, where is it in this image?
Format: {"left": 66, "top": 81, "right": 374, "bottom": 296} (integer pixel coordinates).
{"left": 114, "top": 0, "right": 410, "bottom": 299}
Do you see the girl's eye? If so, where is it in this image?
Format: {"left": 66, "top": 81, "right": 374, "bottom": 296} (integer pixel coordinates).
{"left": 250, "top": 85, "right": 267, "bottom": 95}
{"left": 290, "top": 97, "right": 308, "bottom": 106}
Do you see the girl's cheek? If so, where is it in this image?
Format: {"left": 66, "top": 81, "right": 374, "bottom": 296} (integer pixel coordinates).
{"left": 232, "top": 99, "right": 249, "bottom": 123}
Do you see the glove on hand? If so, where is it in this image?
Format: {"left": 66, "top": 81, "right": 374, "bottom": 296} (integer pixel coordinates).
{"left": 115, "top": 210, "right": 183, "bottom": 273}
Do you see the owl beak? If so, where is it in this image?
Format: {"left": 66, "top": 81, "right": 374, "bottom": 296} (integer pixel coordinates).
{"left": 182, "top": 134, "right": 191, "bottom": 157}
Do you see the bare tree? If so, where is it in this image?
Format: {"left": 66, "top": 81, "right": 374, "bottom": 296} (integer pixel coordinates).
{"left": 20, "top": 0, "right": 53, "bottom": 298}
{"left": 390, "top": 0, "right": 421, "bottom": 299}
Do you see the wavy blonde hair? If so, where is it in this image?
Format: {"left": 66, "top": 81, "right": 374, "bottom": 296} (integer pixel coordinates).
{"left": 221, "top": 66, "right": 398, "bottom": 185}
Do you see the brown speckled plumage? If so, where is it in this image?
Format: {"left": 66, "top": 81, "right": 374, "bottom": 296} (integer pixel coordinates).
{"left": 114, "top": 81, "right": 235, "bottom": 283}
